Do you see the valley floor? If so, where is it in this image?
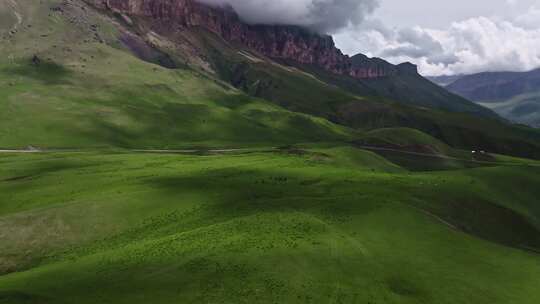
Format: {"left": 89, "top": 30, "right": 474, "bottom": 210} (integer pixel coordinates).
{"left": 1, "top": 146, "right": 540, "bottom": 304}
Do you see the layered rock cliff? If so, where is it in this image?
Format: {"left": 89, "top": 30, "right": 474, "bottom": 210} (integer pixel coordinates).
{"left": 86, "top": 0, "right": 410, "bottom": 79}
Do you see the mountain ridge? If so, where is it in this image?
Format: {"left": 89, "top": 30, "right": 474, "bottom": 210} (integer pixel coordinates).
{"left": 84, "top": 0, "right": 498, "bottom": 119}
{"left": 85, "top": 0, "right": 407, "bottom": 80}
{"left": 441, "top": 68, "right": 540, "bottom": 128}
{"left": 447, "top": 68, "right": 540, "bottom": 102}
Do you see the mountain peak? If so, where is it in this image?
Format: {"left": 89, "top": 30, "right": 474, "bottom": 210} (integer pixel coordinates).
{"left": 397, "top": 62, "right": 419, "bottom": 75}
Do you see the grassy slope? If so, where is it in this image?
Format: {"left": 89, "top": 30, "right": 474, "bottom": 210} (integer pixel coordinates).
{"left": 295, "top": 61, "right": 495, "bottom": 118}
{"left": 191, "top": 30, "right": 540, "bottom": 159}
{"left": 0, "top": 0, "right": 354, "bottom": 149}
{"left": 359, "top": 128, "right": 452, "bottom": 151}
{"left": 443, "top": 69, "right": 540, "bottom": 128}
{"left": 1, "top": 149, "right": 540, "bottom": 304}
{"left": 198, "top": 29, "right": 365, "bottom": 119}
{"left": 478, "top": 92, "right": 540, "bottom": 128}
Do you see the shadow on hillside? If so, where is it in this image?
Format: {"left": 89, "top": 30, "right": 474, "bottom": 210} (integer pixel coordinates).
{"left": 0, "top": 291, "right": 54, "bottom": 304}
{"left": 60, "top": 84, "right": 343, "bottom": 148}
{"left": 1, "top": 156, "right": 109, "bottom": 189}
{"left": 110, "top": 165, "right": 376, "bottom": 236}
{"left": 367, "top": 150, "right": 494, "bottom": 172}
{"left": 4, "top": 60, "right": 72, "bottom": 85}
{"left": 145, "top": 165, "right": 540, "bottom": 254}
{"left": 441, "top": 199, "right": 540, "bottom": 252}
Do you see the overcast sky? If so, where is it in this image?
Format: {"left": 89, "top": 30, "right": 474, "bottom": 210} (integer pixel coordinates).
{"left": 373, "top": 0, "right": 536, "bottom": 28}
{"left": 334, "top": 0, "right": 540, "bottom": 75}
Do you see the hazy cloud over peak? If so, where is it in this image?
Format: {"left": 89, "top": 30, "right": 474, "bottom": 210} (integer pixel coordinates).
{"left": 196, "top": 0, "right": 379, "bottom": 33}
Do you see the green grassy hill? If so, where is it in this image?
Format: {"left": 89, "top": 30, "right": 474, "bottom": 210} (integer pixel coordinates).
{"left": 0, "top": 0, "right": 355, "bottom": 149}
{"left": 1, "top": 149, "right": 540, "bottom": 304}
{"left": 478, "top": 92, "right": 540, "bottom": 128}
{"left": 358, "top": 128, "right": 453, "bottom": 152}
{"left": 0, "top": 53, "right": 353, "bottom": 149}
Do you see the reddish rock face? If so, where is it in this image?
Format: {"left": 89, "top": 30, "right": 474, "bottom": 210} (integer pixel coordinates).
{"left": 87, "top": 0, "right": 409, "bottom": 79}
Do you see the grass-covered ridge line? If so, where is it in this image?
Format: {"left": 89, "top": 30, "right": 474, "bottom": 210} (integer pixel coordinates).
{"left": 1, "top": 148, "right": 540, "bottom": 303}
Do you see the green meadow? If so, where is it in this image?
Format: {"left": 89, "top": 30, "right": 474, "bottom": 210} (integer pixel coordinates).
{"left": 1, "top": 147, "right": 540, "bottom": 303}
{"left": 0, "top": 50, "right": 354, "bottom": 150}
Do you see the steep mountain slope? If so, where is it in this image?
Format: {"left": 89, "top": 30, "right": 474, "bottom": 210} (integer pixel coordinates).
{"left": 0, "top": 0, "right": 355, "bottom": 149}
{"left": 84, "top": 0, "right": 494, "bottom": 118}
{"left": 79, "top": 0, "right": 540, "bottom": 159}
{"left": 1, "top": 0, "right": 540, "bottom": 156}
{"left": 444, "top": 69, "right": 540, "bottom": 127}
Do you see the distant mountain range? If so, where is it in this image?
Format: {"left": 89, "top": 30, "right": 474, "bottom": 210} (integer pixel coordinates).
{"left": 429, "top": 69, "right": 540, "bottom": 128}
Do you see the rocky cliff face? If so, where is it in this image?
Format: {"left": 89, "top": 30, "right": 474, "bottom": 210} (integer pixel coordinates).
{"left": 86, "top": 0, "right": 412, "bottom": 79}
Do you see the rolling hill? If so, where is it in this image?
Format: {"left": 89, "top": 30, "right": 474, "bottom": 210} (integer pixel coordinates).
{"left": 2, "top": 146, "right": 540, "bottom": 304}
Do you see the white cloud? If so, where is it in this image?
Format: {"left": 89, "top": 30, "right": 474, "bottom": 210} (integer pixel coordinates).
{"left": 515, "top": 4, "right": 540, "bottom": 28}
{"left": 335, "top": 3, "right": 540, "bottom": 76}
{"left": 197, "top": 0, "right": 379, "bottom": 33}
